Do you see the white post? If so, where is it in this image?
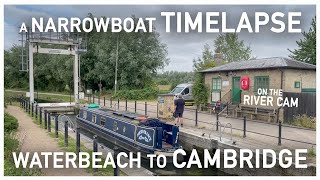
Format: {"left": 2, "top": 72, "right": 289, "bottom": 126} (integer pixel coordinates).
{"left": 29, "top": 43, "right": 34, "bottom": 103}
{"left": 74, "top": 46, "right": 79, "bottom": 103}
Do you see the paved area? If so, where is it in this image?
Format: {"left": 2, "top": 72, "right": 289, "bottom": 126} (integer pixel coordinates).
{"left": 5, "top": 106, "right": 90, "bottom": 176}
{"left": 93, "top": 98, "right": 316, "bottom": 151}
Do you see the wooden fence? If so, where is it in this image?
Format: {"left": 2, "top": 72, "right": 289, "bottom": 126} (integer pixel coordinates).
{"left": 283, "top": 92, "right": 316, "bottom": 122}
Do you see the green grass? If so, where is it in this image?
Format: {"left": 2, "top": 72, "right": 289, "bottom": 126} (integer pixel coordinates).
{"left": 307, "top": 147, "right": 316, "bottom": 158}
{"left": 290, "top": 114, "right": 316, "bottom": 129}
{"left": 5, "top": 90, "right": 87, "bottom": 104}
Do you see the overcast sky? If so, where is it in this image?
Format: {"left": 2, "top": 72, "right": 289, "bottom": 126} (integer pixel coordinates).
{"left": 4, "top": 5, "right": 316, "bottom": 72}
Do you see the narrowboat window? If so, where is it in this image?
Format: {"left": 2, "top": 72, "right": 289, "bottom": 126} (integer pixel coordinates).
{"left": 92, "top": 114, "right": 97, "bottom": 123}
{"left": 113, "top": 121, "right": 117, "bottom": 131}
{"left": 83, "top": 111, "right": 87, "bottom": 119}
{"left": 100, "top": 117, "right": 106, "bottom": 127}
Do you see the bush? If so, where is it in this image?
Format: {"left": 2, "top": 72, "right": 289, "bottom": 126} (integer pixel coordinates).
{"left": 291, "top": 114, "right": 316, "bottom": 129}
{"left": 4, "top": 114, "right": 42, "bottom": 176}
{"left": 157, "top": 79, "right": 169, "bottom": 85}
{"left": 4, "top": 113, "right": 19, "bottom": 133}
{"left": 114, "top": 87, "right": 158, "bottom": 100}
{"left": 193, "top": 73, "right": 209, "bottom": 106}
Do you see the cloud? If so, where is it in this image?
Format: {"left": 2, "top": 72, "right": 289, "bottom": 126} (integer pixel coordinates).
{"left": 4, "top": 5, "right": 316, "bottom": 72}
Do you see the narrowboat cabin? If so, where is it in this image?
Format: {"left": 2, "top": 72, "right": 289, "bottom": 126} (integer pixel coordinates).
{"left": 76, "top": 105, "right": 182, "bottom": 159}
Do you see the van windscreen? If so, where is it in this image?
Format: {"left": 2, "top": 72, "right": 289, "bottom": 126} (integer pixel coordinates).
{"left": 170, "top": 87, "right": 184, "bottom": 94}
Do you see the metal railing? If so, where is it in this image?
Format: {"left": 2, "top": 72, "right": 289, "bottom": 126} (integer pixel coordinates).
{"left": 17, "top": 96, "right": 316, "bottom": 148}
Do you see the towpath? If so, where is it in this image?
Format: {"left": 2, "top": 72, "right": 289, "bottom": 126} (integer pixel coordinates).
{"left": 5, "top": 106, "right": 90, "bottom": 176}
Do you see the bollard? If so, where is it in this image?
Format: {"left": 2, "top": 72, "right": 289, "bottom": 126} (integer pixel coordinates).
{"left": 93, "top": 95, "right": 95, "bottom": 104}
{"left": 39, "top": 108, "right": 42, "bottom": 125}
{"left": 145, "top": 102, "right": 147, "bottom": 116}
{"left": 195, "top": 106, "right": 198, "bottom": 127}
{"left": 104, "top": 97, "right": 106, "bottom": 107}
{"left": 93, "top": 135, "right": 98, "bottom": 172}
{"left": 31, "top": 103, "right": 34, "bottom": 117}
{"left": 44, "top": 110, "right": 48, "bottom": 129}
{"left": 125, "top": 99, "right": 128, "bottom": 111}
{"left": 98, "top": 96, "right": 100, "bottom": 105}
{"left": 28, "top": 101, "right": 31, "bottom": 114}
{"left": 55, "top": 114, "right": 59, "bottom": 138}
{"left": 113, "top": 146, "right": 120, "bottom": 176}
{"left": 243, "top": 116, "right": 247, "bottom": 138}
{"left": 35, "top": 104, "right": 38, "bottom": 119}
{"left": 76, "top": 127, "right": 80, "bottom": 156}
{"left": 157, "top": 103, "right": 159, "bottom": 118}
{"left": 88, "top": 95, "right": 90, "bottom": 103}
{"left": 278, "top": 121, "right": 282, "bottom": 145}
{"left": 227, "top": 104, "right": 229, "bottom": 115}
{"left": 216, "top": 112, "right": 219, "bottom": 131}
{"left": 135, "top": 101, "right": 137, "bottom": 113}
{"left": 117, "top": 99, "right": 120, "bottom": 110}
{"left": 64, "top": 120, "right": 68, "bottom": 146}
{"left": 48, "top": 113, "right": 51, "bottom": 132}
{"left": 110, "top": 97, "right": 113, "bottom": 108}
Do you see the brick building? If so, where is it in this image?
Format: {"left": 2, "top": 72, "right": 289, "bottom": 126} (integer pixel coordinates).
{"left": 199, "top": 57, "right": 316, "bottom": 122}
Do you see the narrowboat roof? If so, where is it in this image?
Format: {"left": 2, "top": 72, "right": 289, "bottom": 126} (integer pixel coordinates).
{"left": 82, "top": 107, "right": 147, "bottom": 122}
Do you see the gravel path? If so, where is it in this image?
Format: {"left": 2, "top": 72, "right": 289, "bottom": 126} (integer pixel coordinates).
{"left": 5, "top": 106, "right": 90, "bottom": 176}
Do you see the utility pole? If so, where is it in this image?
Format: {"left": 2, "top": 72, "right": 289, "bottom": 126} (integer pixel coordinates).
{"left": 114, "top": 34, "right": 119, "bottom": 94}
{"left": 99, "top": 75, "right": 102, "bottom": 96}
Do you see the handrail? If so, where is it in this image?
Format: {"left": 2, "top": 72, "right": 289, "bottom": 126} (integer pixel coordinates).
{"left": 209, "top": 121, "right": 233, "bottom": 143}
{"left": 222, "top": 123, "right": 233, "bottom": 142}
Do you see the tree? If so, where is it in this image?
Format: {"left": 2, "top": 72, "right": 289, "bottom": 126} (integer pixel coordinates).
{"left": 214, "top": 33, "right": 252, "bottom": 62}
{"left": 81, "top": 14, "right": 169, "bottom": 91}
{"left": 193, "top": 44, "right": 216, "bottom": 71}
{"left": 192, "top": 44, "right": 216, "bottom": 106}
{"left": 289, "top": 17, "right": 316, "bottom": 65}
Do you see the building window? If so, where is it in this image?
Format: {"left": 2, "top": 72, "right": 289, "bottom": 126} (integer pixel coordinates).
{"left": 254, "top": 76, "right": 269, "bottom": 92}
{"left": 100, "top": 117, "right": 105, "bottom": 127}
{"left": 92, "top": 115, "right": 97, "bottom": 123}
{"left": 212, "top": 78, "right": 222, "bottom": 91}
{"left": 294, "top": 81, "right": 301, "bottom": 88}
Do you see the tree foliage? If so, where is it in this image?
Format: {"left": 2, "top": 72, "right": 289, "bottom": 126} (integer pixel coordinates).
{"left": 4, "top": 13, "right": 169, "bottom": 93}
{"left": 192, "top": 44, "right": 216, "bottom": 106}
{"left": 214, "top": 33, "right": 252, "bottom": 62}
{"left": 289, "top": 17, "right": 316, "bottom": 65}
{"left": 81, "top": 14, "right": 169, "bottom": 91}
{"left": 193, "top": 44, "right": 216, "bottom": 71}
{"left": 154, "top": 71, "right": 194, "bottom": 89}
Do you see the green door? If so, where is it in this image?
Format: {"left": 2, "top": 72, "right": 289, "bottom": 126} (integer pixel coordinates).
{"left": 232, "top": 77, "right": 241, "bottom": 104}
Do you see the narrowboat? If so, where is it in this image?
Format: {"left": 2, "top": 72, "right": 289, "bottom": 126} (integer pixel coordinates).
{"left": 76, "top": 105, "right": 182, "bottom": 160}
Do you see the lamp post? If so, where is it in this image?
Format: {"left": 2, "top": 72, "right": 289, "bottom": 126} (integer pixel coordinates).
{"left": 114, "top": 34, "right": 119, "bottom": 94}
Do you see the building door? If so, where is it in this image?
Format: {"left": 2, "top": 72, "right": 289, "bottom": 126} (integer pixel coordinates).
{"left": 232, "top": 77, "right": 241, "bottom": 104}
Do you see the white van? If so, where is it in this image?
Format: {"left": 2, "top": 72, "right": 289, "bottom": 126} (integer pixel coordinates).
{"left": 169, "top": 83, "right": 194, "bottom": 105}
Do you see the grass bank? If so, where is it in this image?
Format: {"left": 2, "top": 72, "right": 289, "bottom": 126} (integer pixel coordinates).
{"left": 4, "top": 112, "right": 43, "bottom": 176}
